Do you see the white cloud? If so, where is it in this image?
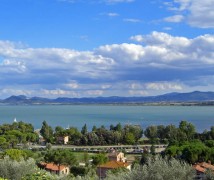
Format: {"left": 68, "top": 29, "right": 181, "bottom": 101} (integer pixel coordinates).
{"left": 66, "top": 81, "right": 79, "bottom": 89}
{"left": 105, "top": 0, "right": 134, "bottom": 4}
{"left": 86, "top": 90, "right": 104, "bottom": 96}
{"left": 1, "top": 32, "right": 214, "bottom": 97}
{"left": 101, "top": 84, "right": 112, "bottom": 89}
{"left": 129, "top": 90, "right": 148, "bottom": 96}
{"left": 165, "top": 0, "right": 214, "bottom": 28}
{"left": 130, "top": 35, "right": 144, "bottom": 43}
{"left": 164, "top": 15, "right": 184, "bottom": 23}
{"left": 163, "top": 27, "right": 172, "bottom": 31}
{"left": 42, "top": 89, "right": 79, "bottom": 97}
{"left": 145, "top": 82, "right": 183, "bottom": 91}
{"left": 123, "top": 18, "right": 141, "bottom": 23}
{"left": 107, "top": 13, "right": 119, "bottom": 17}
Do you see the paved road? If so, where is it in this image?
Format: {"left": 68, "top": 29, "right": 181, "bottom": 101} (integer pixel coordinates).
{"left": 31, "top": 144, "right": 167, "bottom": 153}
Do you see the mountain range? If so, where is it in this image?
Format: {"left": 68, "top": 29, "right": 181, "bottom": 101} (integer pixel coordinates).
{"left": 1, "top": 91, "right": 214, "bottom": 105}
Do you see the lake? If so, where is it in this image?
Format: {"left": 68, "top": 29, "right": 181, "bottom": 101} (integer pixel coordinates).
{"left": 0, "top": 105, "right": 213, "bottom": 132}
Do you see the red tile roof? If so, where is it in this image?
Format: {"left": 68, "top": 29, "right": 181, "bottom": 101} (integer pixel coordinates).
{"left": 193, "top": 165, "right": 206, "bottom": 173}
{"left": 40, "top": 162, "right": 68, "bottom": 171}
{"left": 199, "top": 162, "right": 214, "bottom": 171}
{"left": 99, "top": 161, "right": 130, "bottom": 169}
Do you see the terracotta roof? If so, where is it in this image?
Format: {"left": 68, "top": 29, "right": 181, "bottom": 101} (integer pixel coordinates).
{"left": 193, "top": 165, "right": 206, "bottom": 173}
{"left": 99, "top": 161, "right": 130, "bottom": 169}
{"left": 199, "top": 162, "right": 214, "bottom": 171}
{"left": 40, "top": 162, "right": 68, "bottom": 171}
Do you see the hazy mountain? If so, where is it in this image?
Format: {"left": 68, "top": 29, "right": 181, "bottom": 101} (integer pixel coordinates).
{"left": 1, "top": 91, "right": 214, "bottom": 104}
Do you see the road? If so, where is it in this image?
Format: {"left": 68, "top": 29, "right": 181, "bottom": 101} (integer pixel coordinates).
{"left": 31, "top": 144, "right": 167, "bottom": 153}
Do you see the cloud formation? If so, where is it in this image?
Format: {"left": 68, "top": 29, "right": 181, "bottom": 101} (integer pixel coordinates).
{"left": 0, "top": 32, "right": 214, "bottom": 97}
{"left": 164, "top": 0, "right": 214, "bottom": 28}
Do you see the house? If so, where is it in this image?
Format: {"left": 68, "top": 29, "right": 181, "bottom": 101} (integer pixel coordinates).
{"left": 108, "top": 151, "right": 126, "bottom": 162}
{"left": 97, "top": 151, "right": 131, "bottom": 178}
{"left": 97, "top": 161, "right": 131, "bottom": 179}
{"left": 56, "top": 136, "right": 69, "bottom": 145}
{"left": 38, "top": 162, "right": 70, "bottom": 175}
{"left": 193, "top": 162, "right": 214, "bottom": 180}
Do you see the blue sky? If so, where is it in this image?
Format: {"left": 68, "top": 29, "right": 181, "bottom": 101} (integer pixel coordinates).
{"left": 0, "top": 0, "right": 214, "bottom": 98}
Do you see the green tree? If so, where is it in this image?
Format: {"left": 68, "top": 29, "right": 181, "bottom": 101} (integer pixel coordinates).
{"left": 92, "top": 125, "right": 97, "bottom": 132}
{"left": 4, "top": 149, "right": 27, "bottom": 161}
{"left": 0, "top": 137, "right": 6, "bottom": 145}
{"left": 40, "top": 121, "right": 53, "bottom": 143}
{"left": 81, "top": 124, "right": 88, "bottom": 135}
{"left": 92, "top": 153, "right": 108, "bottom": 166}
{"left": 144, "top": 126, "right": 158, "bottom": 144}
{"left": 124, "top": 132, "right": 135, "bottom": 145}
{"left": 44, "top": 149, "right": 77, "bottom": 172}
{"left": 0, "top": 156, "right": 37, "bottom": 180}
{"left": 105, "top": 156, "right": 195, "bottom": 180}
{"left": 179, "top": 120, "right": 196, "bottom": 141}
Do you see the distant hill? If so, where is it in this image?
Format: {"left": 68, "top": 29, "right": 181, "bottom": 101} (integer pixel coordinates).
{"left": 1, "top": 91, "right": 214, "bottom": 105}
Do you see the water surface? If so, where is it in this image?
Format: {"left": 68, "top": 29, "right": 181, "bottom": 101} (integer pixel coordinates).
{"left": 0, "top": 105, "right": 213, "bottom": 132}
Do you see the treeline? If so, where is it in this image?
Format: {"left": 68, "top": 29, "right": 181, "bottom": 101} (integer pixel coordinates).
{"left": 144, "top": 120, "right": 214, "bottom": 144}
{"left": 144, "top": 121, "right": 214, "bottom": 164}
{"left": 41, "top": 121, "right": 143, "bottom": 145}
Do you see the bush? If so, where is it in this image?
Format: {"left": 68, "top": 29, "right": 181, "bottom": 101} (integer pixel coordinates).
{"left": 105, "top": 156, "right": 195, "bottom": 180}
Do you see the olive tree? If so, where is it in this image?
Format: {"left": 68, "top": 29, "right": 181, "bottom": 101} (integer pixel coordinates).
{"left": 105, "top": 156, "right": 195, "bottom": 180}
{"left": 0, "top": 156, "right": 36, "bottom": 180}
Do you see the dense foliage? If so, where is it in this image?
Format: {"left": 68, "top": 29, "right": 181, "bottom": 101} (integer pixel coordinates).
{"left": 105, "top": 156, "right": 195, "bottom": 180}
{"left": 52, "top": 122, "right": 143, "bottom": 145}
{"left": 0, "top": 121, "right": 38, "bottom": 149}
{"left": 0, "top": 120, "right": 214, "bottom": 179}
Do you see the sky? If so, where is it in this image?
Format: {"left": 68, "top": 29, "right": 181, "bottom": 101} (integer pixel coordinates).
{"left": 0, "top": 0, "right": 214, "bottom": 98}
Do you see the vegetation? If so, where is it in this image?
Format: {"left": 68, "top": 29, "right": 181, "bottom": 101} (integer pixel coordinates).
{"left": 0, "top": 120, "right": 213, "bottom": 179}
{"left": 44, "top": 149, "right": 77, "bottom": 167}
{"left": 0, "top": 121, "right": 38, "bottom": 149}
{"left": 0, "top": 156, "right": 37, "bottom": 180}
{"left": 105, "top": 156, "right": 195, "bottom": 180}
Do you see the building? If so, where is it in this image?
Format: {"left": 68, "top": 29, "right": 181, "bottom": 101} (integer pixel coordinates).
{"left": 38, "top": 162, "right": 70, "bottom": 175}
{"left": 97, "top": 161, "right": 131, "bottom": 179}
{"left": 193, "top": 162, "right": 214, "bottom": 180}
{"left": 108, "top": 151, "right": 126, "bottom": 162}
{"left": 97, "top": 151, "right": 130, "bottom": 178}
{"left": 56, "top": 136, "right": 69, "bottom": 145}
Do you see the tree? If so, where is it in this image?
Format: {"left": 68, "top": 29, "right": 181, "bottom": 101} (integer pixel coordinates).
{"left": 4, "top": 149, "right": 27, "bottom": 161}
{"left": 0, "top": 137, "right": 6, "bottom": 145}
{"left": 44, "top": 149, "right": 77, "bottom": 171}
{"left": 144, "top": 126, "right": 158, "bottom": 144}
{"left": 81, "top": 124, "right": 88, "bottom": 135}
{"left": 105, "top": 156, "right": 195, "bottom": 180}
{"left": 115, "top": 123, "right": 122, "bottom": 132}
{"left": 0, "top": 156, "right": 37, "bottom": 180}
{"left": 124, "top": 132, "right": 135, "bottom": 145}
{"left": 179, "top": 120, "right": 196, "bottom": 141}
{"left": 92, "top": 125, "right": 97, "bottom": 132}
{"left": 92, "top": 153, "right": 108, "bottom": 166}
{"left": 165, "top": 124, "right": 178, "bottom": 143}
{"left": 40, "top": 121, "right": 53, "bottom": 143}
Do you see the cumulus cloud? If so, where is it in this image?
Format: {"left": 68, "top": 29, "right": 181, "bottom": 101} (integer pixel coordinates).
{"left": 164, "top": 0, "right": 214, "bottom": 28}
{"left": 1, "top": 31, "right": 214, "bottom": 97}
{"left": 164, "top": 15, "right": 184, "bottom": 23}
{"left": 145, "top": 82, "right": 183, "bottom": 91}
{"left": 130, "top": 35, "right": 144, "bottom": 43}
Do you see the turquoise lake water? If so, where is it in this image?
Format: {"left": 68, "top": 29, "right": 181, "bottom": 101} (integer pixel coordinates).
{"left": 0, "top": 105, "right": 213, "bottom": 132}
